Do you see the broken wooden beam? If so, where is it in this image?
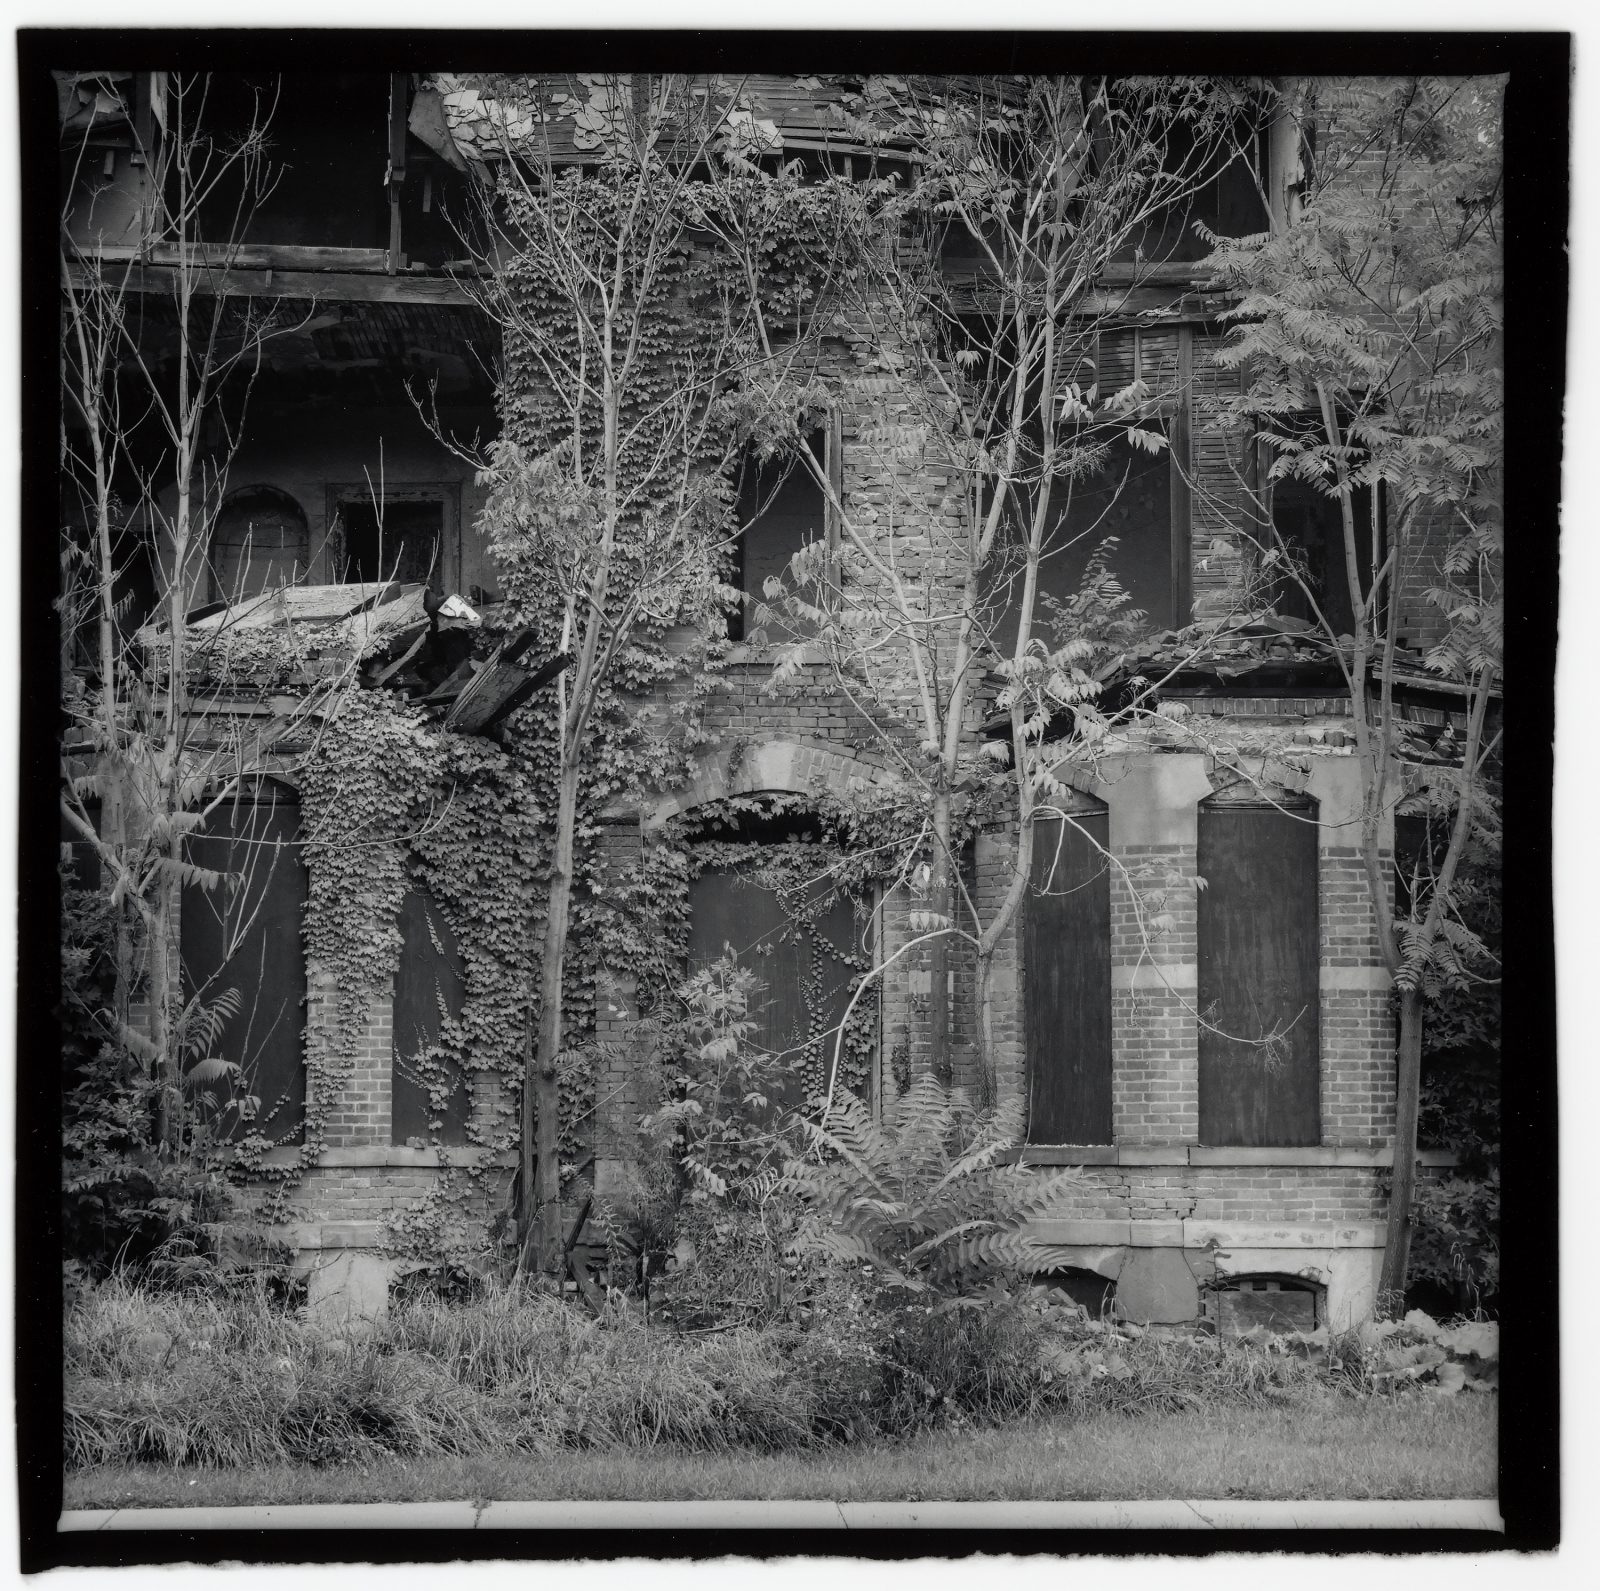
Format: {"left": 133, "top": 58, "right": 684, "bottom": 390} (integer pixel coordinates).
{"left": 442, "top": 633, "right": 570, "bottom": 735}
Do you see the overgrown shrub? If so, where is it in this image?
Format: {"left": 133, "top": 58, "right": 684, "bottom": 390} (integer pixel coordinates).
{"left": 783, "top": 1076, "right": 1090, "bottom": 1292}
{"left": 589, "top": 954, "right": 813, "bottom": 1319}
{"left": 60, "top": 879, "right": 253, "bottom": 1279}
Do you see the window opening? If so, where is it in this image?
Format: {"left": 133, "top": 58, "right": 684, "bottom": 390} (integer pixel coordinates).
{"left": 331, "top": 496, "right": 446, "bottom": 589}
{"left": 729, "top": 414, "right": 841, "bottom": 643}
{"left": 1268, "top": 478, "right": 1382, "bottom": 639}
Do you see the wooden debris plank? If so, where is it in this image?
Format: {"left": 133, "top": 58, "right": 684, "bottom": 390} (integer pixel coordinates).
{"left": 443, "top": 637, "right": 568, "bottom": 735}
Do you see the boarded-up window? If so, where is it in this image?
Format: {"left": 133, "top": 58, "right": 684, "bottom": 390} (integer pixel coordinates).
{"left": 1197, "top": 790, "right": 1320, "bottom": 1147}
{"left": 181, "top": 784, "right": 305, "bottom": 1142}
{"left": 392, "top": 886, "right": 470, "bottom": 1147}
{"left": 686, "top": 854, "right": 861, "bottom": 1106}
{"left": 1024, "top": 801, "right": 1113, "bottom": 1144}
{"left": 1206, "top": 1276, "right": 1321, "bottom": 1335}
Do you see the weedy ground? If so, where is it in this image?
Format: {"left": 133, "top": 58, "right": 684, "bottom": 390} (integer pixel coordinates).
{"left": 67, "top": 1395, "right": 1494, "bottom": 1508}
{"left": 64, "top": 1272, "right": 1498, "bottom": 1507}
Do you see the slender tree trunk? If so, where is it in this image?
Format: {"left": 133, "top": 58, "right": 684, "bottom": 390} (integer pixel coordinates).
{"left": 1378, "top": 983, "right": 1425, "bottom": 1311}
{"left": 975, "top": 945, "right": 999, "bottom": 1109}
{"left": 148, "top": 869, "right": 177, "bottom": 1150}
{"left": 928, "top": 786, "right": 952, "bottom": 1086}
{"left": 522, "top": 747, "right": 582, "bottom": 1273}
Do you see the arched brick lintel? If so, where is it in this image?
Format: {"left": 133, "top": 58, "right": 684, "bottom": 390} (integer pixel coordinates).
{"left": 640, "top": 738, "right": 890, "bottom": 831}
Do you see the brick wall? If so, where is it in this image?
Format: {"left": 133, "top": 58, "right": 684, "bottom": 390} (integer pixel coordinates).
{"left": 308, "top": 967, "right": 394, "bottom": 1147}
{"left": 1040, "top": 1164, "right": 1387, "bottom": 1225}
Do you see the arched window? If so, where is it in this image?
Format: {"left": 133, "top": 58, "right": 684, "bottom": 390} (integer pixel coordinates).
{"left": 211, "top": 486, "right": 309, "bottom": 603}
{"left": 1024, "top": 794, "right": 1113, "bottom": 1144}
{"left": 1197, "top": 785, "right": 1320, "bottom": 1147}
{"left": 180, "top": 779, "right": 305, "bottom": 1142}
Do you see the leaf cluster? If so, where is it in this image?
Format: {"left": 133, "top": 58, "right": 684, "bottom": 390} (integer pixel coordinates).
{"left": 783, "top": 1075, "right": 1088, "bottom": 1294}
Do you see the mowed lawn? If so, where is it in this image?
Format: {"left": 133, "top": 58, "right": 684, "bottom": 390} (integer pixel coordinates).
{"left": 66, "top": 1390, "right": 1495, "bottom": 1510}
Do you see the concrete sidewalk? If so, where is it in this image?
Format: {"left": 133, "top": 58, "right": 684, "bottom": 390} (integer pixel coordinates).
{"left": 61, "top": 1499, "right": 1503, "bottom": 1532}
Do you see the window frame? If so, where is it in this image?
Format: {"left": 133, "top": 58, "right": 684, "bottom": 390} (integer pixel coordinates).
{"left": 322, "top": 481, "right": 462, "bottom": 592}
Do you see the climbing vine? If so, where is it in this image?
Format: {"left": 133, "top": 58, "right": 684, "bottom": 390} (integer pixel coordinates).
{"left": 242, "top": 147, "right": 852, "bottom": 1259}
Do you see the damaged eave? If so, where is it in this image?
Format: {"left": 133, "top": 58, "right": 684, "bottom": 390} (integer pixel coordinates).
{"left": 978, "top": 618, "right": 1500, "bottom": 750}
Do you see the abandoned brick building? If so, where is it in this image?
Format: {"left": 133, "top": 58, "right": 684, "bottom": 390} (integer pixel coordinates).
{"left": 60, "top": 70, "right": 1473, "bottom": 1329}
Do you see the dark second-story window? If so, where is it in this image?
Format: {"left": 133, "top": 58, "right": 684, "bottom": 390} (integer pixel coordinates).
{"left": 728, "top": 413, "right": 841, "bottom": 644}
{"left": 1268, "top": 477, "right": 1383, "bottom": 641}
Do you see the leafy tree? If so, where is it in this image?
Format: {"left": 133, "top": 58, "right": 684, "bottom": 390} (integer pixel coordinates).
{"left": 783, "top": 1073, "right": 1086, "bottom": 1292}
{"left": 59, "top": 73, "right": 360, "bottom": 1229}
{"left": 1201, "top": 75, "right": 1503, "bottom": 1305}
{"left": 447, "top": 74, "right": 842, "bottom": 1270}
{"left": 760, "top": 75, "right": 1271, "bottom": 1097}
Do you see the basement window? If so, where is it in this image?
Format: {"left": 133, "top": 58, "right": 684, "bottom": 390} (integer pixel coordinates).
{"left": 1205, "top": 1276, "right": 1322, "bottom": 1335}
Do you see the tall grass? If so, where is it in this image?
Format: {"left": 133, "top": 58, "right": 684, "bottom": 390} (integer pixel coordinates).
{"left": 64, "top": 1272, "right": 1489, "bottom": 1471}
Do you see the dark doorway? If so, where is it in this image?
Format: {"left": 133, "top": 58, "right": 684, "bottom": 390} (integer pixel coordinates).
{"left": 1024, "top": 804, "right": 1114, "bottom": 1144}
{"left": 1197, "top": 792, "right": 1321, "bottom": 1147}
{"left": 686, "top": 853, "right": 862, "bottom": 1107}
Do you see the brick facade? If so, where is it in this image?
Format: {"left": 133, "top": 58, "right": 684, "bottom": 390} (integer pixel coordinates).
{"left": 130, "top": 87, "right": 1433, "bottom": 1327}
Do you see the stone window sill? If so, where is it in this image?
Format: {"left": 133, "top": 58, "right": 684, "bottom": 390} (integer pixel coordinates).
{"left": 1008, "top": 1144, "right": 1458, "bottom": 1169}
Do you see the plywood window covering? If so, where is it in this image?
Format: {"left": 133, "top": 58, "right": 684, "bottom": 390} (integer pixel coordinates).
{"left": 180, "top": 782, "right": 306, "bottom": 1143}
{"left": 392, "top": 885, "right": 470, "bottom": 1146}
{"left": 1197, "top": 787, "right": 1320, "bottom": 1147}
{"left": 1024, "top": 796, "right": 1113, "bottom": 1145}
{"left": 1206, "top": 1276, "right": 1321, "bottom": 1335}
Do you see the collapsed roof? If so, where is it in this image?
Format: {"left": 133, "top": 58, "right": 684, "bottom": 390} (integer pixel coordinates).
{"left": 142, "top": 581, "right": 567, "bottom": 737}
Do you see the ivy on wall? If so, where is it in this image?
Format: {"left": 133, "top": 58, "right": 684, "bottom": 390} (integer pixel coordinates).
{"left": 260, "top": 162, "right": 854, "bottom": 1255}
